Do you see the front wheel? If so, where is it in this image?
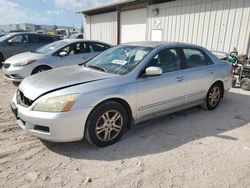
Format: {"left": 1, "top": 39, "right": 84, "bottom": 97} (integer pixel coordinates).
{"left": 202, "top": 83, "right": 222, "bottom": 110}
{"left": 0, "top": 53, "right": 4, "bottom": 67}
{"left": 31, "top": 66, "right": 51, "bottom": 75}
{"left": 84, "top": 101, "right": 128, "bottom": 147}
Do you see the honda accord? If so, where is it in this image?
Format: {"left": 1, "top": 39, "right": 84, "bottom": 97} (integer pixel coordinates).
{"left": 11, "top": 42, "right": 232, "bottom": 147}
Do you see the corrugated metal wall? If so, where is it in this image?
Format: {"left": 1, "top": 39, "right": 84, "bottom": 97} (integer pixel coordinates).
{"left": 147, "top": 0, "right": 250, "bottom": 54}
{"left": 84, "top": 16, "right": 91, "bottom": 41}
{"left": 84, "top": 12, "right": 117, "bottom": 45}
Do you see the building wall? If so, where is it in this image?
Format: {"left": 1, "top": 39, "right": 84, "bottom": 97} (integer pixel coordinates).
{"left": 19, "top": 23, "right": 36, "bottom": 31}
{"left": 147, "top": 0, "right": 250, "bottom": 54}
{"left": 0, "top": 24, "right": 18, "bottom": 32}
{"left": 84, "top": 12, "right": 117, "bottom": 45}
{"left": 84, "top": 0, "right": 250, "bottom": 54}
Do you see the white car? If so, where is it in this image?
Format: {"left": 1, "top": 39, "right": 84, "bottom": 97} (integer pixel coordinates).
{"left": 2, "top": 39, "right": 112, "bottom": 82}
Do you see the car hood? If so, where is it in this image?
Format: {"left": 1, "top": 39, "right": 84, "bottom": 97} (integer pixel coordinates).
{"left": 4, "top": 52, "right": 45, "bottom": 65}
{"left": 19, "top": 66, "right": 114, "bottom": 101}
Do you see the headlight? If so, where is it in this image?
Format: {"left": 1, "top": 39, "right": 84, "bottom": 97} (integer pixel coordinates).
{"left": 32, "top": 94, "right": 79, "bottom": 112}
{"left": 13, "top": 59, "right": 36, "bottom": 67}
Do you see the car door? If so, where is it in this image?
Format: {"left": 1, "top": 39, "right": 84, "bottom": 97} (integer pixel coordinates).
{"left": 26, "top": 34, "right": 42, "bottom": 50}
{"left": 37, "top": 35, "right": 53, "bottom": 49}
{"left": 136, "top": 47, "right": 188, "bottom": 121}
{"left": 26, "top": 34, "right": 40, "bottom": 51}
{"left": 55, "top": 42, "right": 89, "bottom": 67}
{"left": 181, "top": 48, "right": 216, "bottom": 104}
{"left": 81, "top": 42, "right": 97, "bottom": 61}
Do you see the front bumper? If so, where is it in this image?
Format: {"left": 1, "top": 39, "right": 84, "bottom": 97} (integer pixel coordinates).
{"left": 2, "top": 63, "right": 33, "bottom": 82}
{"left": 11, "top": 95, "right": 92, "bottom": 142}
{"left": 224, "top": 77, "right": 232, "bottom": 92}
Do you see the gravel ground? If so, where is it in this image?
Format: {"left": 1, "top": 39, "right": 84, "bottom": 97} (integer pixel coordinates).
{"left": 0, "top": 69, "right": 250, "bottom": 188}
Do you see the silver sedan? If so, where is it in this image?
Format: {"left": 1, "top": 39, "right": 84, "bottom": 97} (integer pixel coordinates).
{"left": 2, "top": 39, "right": 112, "bottom": 82}
{"left": 11, "top": 42, "right": 232, "bottom": 147}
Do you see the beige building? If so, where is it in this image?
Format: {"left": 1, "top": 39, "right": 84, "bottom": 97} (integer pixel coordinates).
{"left": 79, "top": 0, "right": 250, "bottom": 55}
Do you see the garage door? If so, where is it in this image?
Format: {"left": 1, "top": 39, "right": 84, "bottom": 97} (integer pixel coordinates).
{"left": 120, "top": 8, "right": 147, "bottom": 43}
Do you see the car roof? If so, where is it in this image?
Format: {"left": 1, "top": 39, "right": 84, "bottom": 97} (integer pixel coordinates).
{"left": 7, "top": 32, "right": 58, "bottom": 37}
{"left": 62, "top": 39, "right": 112, "bottom": 46}
{"left": 122, "top": 41, "right": 204, "bottom": 49}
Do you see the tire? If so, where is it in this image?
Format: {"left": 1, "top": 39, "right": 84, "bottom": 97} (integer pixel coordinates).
{"left": 0, "top": 53, "right": 4, "bottom": 67}
{"left": 85, "top": 101, "right": 128, "bottom": 147}
{"left": 31, "top": 66, "right": 51, "bottom": 75}
{"left": 12, "top": 82, "right": 20, "bottom": 87}
{"left": 240, "top": 78, "right": 250, "bottom": 91}
{"left": 232, "top": 78, "right": 237, "bottom": 88}
{"left": 202, "top": 83, "right": 222, "bottom": 110}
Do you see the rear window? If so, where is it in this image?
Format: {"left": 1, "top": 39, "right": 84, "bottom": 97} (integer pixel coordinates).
{"left": 183, "top": 48, "right": 213, "bottom": 68}
{"left": 89, "top": 43, "right": 110, "bottom": 52}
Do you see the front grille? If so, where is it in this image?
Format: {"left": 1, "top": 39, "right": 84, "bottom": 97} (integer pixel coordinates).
{"left": 16, "top": 90, "right": 33, "bottom": 107}
{"left": 3, "top": 63, "right": 10, "bottom": 69}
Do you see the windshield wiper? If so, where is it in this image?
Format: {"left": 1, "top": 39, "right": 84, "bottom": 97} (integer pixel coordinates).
{"left": 87, "top": 65, "right": 107, "bottom": 72}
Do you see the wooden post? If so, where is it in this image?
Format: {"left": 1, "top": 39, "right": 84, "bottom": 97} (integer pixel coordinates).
{"left": 117, "top": 6, "right": 121, "bottom": 45}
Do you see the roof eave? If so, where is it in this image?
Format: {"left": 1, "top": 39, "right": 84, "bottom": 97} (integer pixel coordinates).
{"left": 78, "top": 0, "right": 146, "bottom": 15}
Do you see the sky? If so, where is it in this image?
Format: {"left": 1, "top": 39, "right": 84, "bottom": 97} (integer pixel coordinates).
{"left": 0, "top": 0, "right": 112, "bottom": 28}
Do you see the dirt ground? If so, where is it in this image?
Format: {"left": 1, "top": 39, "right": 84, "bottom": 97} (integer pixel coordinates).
{"left": 0, "top": 69, "right": 250, "bottom": 188}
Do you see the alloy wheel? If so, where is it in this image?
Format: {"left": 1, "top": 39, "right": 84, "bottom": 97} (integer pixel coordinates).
{"left": 95, "top": 110, "right": 123, "bottom": 142}
{"left": 208, "top": 86, "right": 221, "bottom": 107}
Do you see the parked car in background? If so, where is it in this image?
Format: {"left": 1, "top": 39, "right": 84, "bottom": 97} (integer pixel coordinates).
{"left": 2, "top": 39, "right": 112, "bottom": 82}
{"left": 11, "top": 42, "right": 232, "bottom": 147}
{"left": 0, "top": 33, "right": 5, "bottom": 38}
{"left": 0, "top": 32, "right": 60, "bottom": 65}
{"left": 69, "top": 33, "right": 83, "bottom": 39}
{"left": 56, "top": 29, "right": 69, "bottom": 39}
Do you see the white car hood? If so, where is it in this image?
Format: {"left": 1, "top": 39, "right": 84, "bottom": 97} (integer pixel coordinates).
{"left": 4, "top": 52, "right": 45, "bottom": 65}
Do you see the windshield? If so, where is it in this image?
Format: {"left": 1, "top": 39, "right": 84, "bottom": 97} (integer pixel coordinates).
{"left": 35, "top": 40, "right": 68, "bottom": 54}
{"left": 86, "top": 45, "right": 152, "bottom": 75}
{"left": 0, "top": 34, "right": 13, "bottom": 42}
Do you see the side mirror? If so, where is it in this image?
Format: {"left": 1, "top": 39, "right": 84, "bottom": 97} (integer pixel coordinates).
{"left": 59, "top": 51, "right": 68, "bottom": 57}
{"left": 7, "top": 40, "right": 13, "bottom": 45}
{"left": 145, "top": 66, "right": 163, "bottom": 76}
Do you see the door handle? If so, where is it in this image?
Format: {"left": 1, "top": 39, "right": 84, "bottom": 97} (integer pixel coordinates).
{"left": 176, "top": 75, "right": 184, "bottom": 81}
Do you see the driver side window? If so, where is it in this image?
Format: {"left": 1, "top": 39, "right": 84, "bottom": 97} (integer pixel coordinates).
{"left": 9, "top": 35, "right": 28, "bottom": 44}
{"left": 60, "top": 43, "right": 88, "bottom": 56}
{"left": 148, "top": 48, "right": 182, "bottom": 73}
{"left": 60, "top": 45, "right": 71, "bottom": 55}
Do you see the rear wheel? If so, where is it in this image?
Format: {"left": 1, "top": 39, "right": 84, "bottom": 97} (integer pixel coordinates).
{"left": 240, "top": 78, "right": 250, "bottom": 91}
{"left": 31, "top": 66, "right": 51, "bottom": 75}
{"left": 232, "top": 78, "right": 237, "bottom": 88}
{"left": 0, "top": 53, "right": 4, "bottom": 67}
{"left": 84, "top": 101, "right": 128, "bottom": 147}
{"left": 12, "top": 82, "right": 20, "bottom": 87}
{"left": 202, "top": 83, "right": 222, "bottom": 110}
